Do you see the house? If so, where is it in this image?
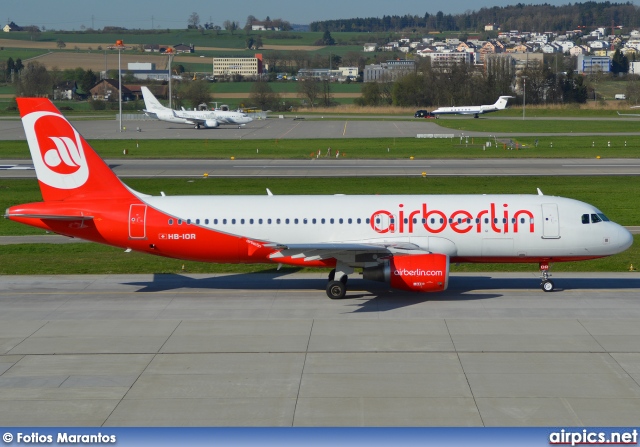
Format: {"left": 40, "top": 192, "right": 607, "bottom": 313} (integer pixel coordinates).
{"left": 173, "top": 43, "right": 194, "bottom": 53}
{"left": 363, "top": 43, "right": 377, "bottom": 52}
{"left": 251, "top": 21, "right": 281, "bottom": 31}
{"left": 89, "top": 79, "right": 135, "bottom": 101}
{"left": 3, "top": 22, "right": 22, "bottom": 32}
{"left": 143, "top": 44, "right": 163, "bottom": 53}
{"left": 53, "top": 81, "right": 77, "bottom": 100}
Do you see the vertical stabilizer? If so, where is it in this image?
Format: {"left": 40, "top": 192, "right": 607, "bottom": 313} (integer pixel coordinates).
{"left": 141, "top": 86, "right": 167, "bottom": 112}
{"left": 17, "top": 97, "right": 133, "bottom": 202}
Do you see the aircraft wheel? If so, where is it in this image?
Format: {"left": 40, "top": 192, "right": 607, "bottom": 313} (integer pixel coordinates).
{"left": 541, "top": 280, "right": 554, "bottom": 292}
{"left": 326, "top": 280, "right": 346, "bottom": 299}
{"left": 328, "top": 269, "right": 336, "bottom": 281}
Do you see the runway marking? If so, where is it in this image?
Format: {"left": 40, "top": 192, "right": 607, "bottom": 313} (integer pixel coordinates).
{"left": 562, "top": 164, "right": 640, "bottom": 167}
{"left": 0, "top": 165, "right": 34, "bottom": 170}
{"left": 343, "top": 121, "right": 348, "bottom": 136}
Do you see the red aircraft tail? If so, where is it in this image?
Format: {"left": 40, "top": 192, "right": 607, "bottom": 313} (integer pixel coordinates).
{"left": 17, "top": 97, "right": 133, "bottom": 202}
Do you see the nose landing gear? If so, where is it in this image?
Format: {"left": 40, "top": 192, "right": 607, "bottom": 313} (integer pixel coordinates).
{"left": 540, "top": 262, "right": 554, "bottom": 292}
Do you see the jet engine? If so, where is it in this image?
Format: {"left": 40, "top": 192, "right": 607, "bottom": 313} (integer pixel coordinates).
{"left": 362, "top": 253, "right": 449, "bottom": 292}
{"left": 203, "top": 119, "right": 219, "bottom": 128}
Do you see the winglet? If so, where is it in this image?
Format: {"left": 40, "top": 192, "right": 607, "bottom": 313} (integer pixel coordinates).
{"left": 537, "top": 188, "right": 544, "bottom": 196}
{"left": 266, "top": 188, "right": 273, "bottom": 196}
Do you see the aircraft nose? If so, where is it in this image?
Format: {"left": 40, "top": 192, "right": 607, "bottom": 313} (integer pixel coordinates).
{"left": 617, "top": 226, "right": 634, "bottom": 252}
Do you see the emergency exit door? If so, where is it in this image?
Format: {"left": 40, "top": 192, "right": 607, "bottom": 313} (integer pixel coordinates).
{"left": 128, "top": 204, "right": 147, "bottom": 239}
{"left": 541, "top": 203, "right": 560, "bottom": 239}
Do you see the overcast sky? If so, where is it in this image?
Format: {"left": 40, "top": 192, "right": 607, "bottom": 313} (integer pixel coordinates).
{"left": 1, "top": 0, "right": 612, "bottom": 30}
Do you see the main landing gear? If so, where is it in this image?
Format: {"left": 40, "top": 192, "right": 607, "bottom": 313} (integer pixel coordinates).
{"left": 325, "top": 263, "right": 353, "bottom": 299}
{"left": 539, "top": 261, "right": 554, "bottom": 292}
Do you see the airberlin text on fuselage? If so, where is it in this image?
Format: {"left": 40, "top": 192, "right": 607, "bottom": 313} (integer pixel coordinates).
{"left": 371, "top": 203, "right": 535, "bottom": 234}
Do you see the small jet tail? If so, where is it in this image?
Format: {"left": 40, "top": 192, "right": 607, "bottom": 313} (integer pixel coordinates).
{"left": 17, "top": 97, "right": 134, "bottom": 202}
{"left": 494, "top": 96, "right": 513, "bottom": 110}
{"left": 141, "top": 86, "right": 167, "bottom": 112}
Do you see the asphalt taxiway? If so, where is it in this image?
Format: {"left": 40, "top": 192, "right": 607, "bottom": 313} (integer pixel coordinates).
{"left": 2, "top": 114, "right": 640, "bottom": 427}
{"left": 2, "top": 115, "right": 640, "bottom": 141}
{"left": 2, "top": 272, "right": 640, "bottom": 426}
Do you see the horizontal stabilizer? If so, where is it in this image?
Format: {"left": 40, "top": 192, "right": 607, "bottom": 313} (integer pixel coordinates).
{"left": 6, "top": 213, "right": 94, "bottom": 221}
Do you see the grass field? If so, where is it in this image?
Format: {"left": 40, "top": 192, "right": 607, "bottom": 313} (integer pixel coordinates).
{"left": 434, "top": 117, "right": 640, "bottom": 133}
{"left": 1, "top": 175, "right": 638, "bottom": 274}
{"left": 3, "top": 135, "right": 640, "bottom": 159}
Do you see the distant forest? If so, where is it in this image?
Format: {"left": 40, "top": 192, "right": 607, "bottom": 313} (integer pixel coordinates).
{"left": 310, "top": 2, "right": 640, "bottom": 33}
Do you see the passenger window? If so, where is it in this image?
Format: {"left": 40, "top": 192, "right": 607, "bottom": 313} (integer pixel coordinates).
{"left": 339, "top": 218, "right": 343, "bottom": 224}
{"left": 484, "top": 218, "right": 489, "bottom": 224}
{"left": 520, "top": 218, "right": 525, "bottom": 224}
{"left": 276, "top": 218, "right": 281, "bottom": 224}
{"left": 390, "top": 218, "right": 395, "bottom": 224}
{"left": 205, "top": 219, "right": 209, "bottom": 224}
{"left": 322, "top": 218, "right": 326, "bottom": 224}
{"left": 312, "top": 218, "right": 316, "bottom": 224}
{"left": 304, "top": 218, "right": 308, "bottom": 224}
{"left": 348, "top": 218, "right": 352, "bottom": 224}
{"left": 195, "top": 219, "right": 200, "bottom": 224}
{"left": 186, "top": 219, "right": 191, "bottom": 224}
{"left": 259, "top": 219, "right": 263, "bottom": 224}
{"left": 330, "top": 218, "right": 335, "bottom": 224}
{"left": 268, "top": 218, "right": 272, "bottom": 224}
{"left": 222, "top": 219, "right": 227, "bottom": 225}
{"left": 366, "top": 218, "right": 370, "bottom": 224}
{"left": 213, "top": 219, "right": 218, "bottom": 225}
{"left": 249, "top": 219, "right": 254, "bottom": 224}
{"left": 285, "top": 218, "right": 290, "bottom": 224}
{"left": 177, "top": 219, "right": 182, "bottom": 225}
{"left": 413, "top": 218, "right": 417, "bottom": 224}
{"left": 357, "top": 218, "right": 361, "bottom": 224}
{"left": 582, "top": 214, "right": 590, "bottom": 224}
{"left": 232, "top": 219, "right": 236, "bottom": 224}
{"left": 168, "top": 219, "right": 173, "bottom": 225}
{"left": 240, "top": 219, "right": 245, "bottom": 224}
{"left": 404, "top": 218, "right": 408, "bottom": 224}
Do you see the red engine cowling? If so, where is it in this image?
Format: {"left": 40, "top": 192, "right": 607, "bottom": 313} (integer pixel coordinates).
{"left": 362, "top": 253, "right": 449, "bottom": 292}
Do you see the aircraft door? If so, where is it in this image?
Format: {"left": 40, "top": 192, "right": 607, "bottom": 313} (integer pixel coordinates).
{"left": 129, "top": 204, "right": 147, "bottom": 239}
{"left": 541, "top": 203, "right": 560, "bottom": 239}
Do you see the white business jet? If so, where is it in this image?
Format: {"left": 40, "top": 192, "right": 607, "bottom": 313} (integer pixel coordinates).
{"left": 141, "top": 86, "right": 252, "bottom": 129}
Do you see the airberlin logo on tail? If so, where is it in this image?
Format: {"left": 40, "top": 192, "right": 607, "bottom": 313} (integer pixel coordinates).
{"left": 22, "top": 111, "right": 88, "bottom": 189}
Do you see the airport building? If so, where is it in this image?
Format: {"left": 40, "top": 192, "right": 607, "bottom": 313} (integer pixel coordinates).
{"left": 363, "top": 59, "right": 416, "bottom": 82}
{"left": 213, "top": 54, "right": 263, "bottom": 78}
{"left": 576, "top": 54, "right": 611, "bottom": 74}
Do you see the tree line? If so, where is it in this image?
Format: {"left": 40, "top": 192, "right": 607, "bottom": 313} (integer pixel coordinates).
{"left": 311, "top": 2, "right": 640, "bottom": 33}
{"left": 355, "top": 56, "right": 589, "bottom": 108}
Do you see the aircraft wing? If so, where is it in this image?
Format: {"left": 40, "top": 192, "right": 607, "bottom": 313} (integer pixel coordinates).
{"left": 617, "top": 111, "right": 640, "bottom": 117}
{"left": 172, "top": 111, "right": 207, "bottom": 125}
{"left": 267, "top": 241, "right": 428, "bottom": 263}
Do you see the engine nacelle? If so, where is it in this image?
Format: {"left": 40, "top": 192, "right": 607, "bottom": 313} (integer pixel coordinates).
{"left": 363, "top": 253, "right": 449, "bottom": 292}
{"left": 203, "top": 119, "right": 219, "bottom": 128}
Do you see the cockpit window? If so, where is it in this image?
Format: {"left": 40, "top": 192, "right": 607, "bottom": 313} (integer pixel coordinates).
{"left": 591, "top": 214, "right": 602, "bottom": 223}
{"left": 598, "top": 213, "right": 610, "bottom": 222}
{"left": 582, "top": 214, "right": 590, "bottom": 224}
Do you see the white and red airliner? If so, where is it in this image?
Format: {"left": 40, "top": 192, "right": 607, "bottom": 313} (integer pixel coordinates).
{"left": 5, "top": 98, "right": 634, "bottom": 298}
